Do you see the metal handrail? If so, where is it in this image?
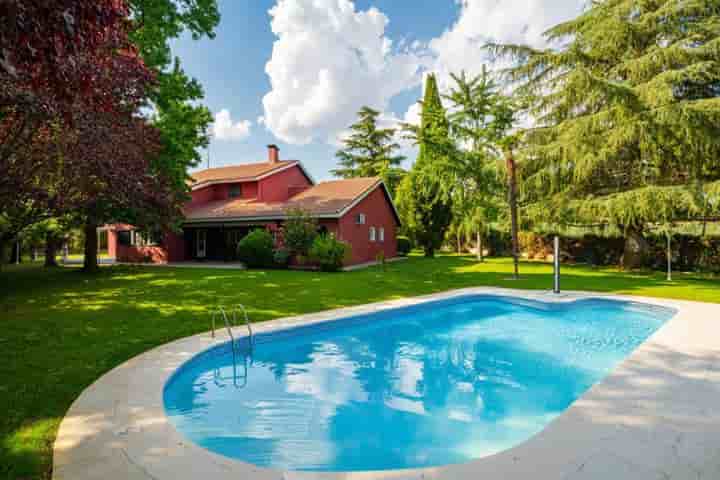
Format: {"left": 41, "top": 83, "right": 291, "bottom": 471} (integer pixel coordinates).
{"left": 209, "top": 305, "right": 254, "bottom": 389}
{"left": 212, "top": 352, "right": 249, "bottom": 389}
{"left": 211, "top": 305, "right": 253, "bottom": 352}
{"left": 211, "top": 307, "right": 237, "bottom": 354}
{"left": 234, "top": 304, "right": 253, "bottom": 347}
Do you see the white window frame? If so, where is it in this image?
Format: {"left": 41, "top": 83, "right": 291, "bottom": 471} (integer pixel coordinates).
{"left": 369, "top": 226, "right": 376, "bottom": 242}
{"left": 130, "top": 230, "right": 161, "bottom": 247}
{"left": 131, "top": 230, "right": 146, "bottom": 247}
{"left": 379, "top": 227, "right": 385, "bottom": 243}
{"left": 356, "top": 213, "right": 366, "bottom": 225}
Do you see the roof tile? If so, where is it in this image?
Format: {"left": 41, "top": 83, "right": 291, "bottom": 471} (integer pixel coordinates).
{"left": 185, "top": 177, "right": 381, "bottom": 221}
{"left": 190, "top": 161, "right": 297, "bottom": 187}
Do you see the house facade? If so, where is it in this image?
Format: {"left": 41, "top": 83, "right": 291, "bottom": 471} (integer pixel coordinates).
{"left": 107, "top": 146, "right": 400, "bottom": 266}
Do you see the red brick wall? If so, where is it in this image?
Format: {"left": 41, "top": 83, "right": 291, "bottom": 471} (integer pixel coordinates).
{"left": 190, "top": 185, "right": 215, "bottom": 204}
{"left": 107, "top": 225, "right": 185, "bottom": 263}
{"left": 190, "top": 181, "right": 259, "bottom": 204}
{"left": 242, "top": 181, "right": 259, "bottom": 199}
{"left": 258, "top": 165, "right": 312, "bottom": 203}
{"left": 337, "top": 187, "right": 398, "bottom": 265}
{"left": 164, "top": 231, "right": 186, "bottom": 262}
{"left": 189, "top": 166, "right": 308, "bottom": 205}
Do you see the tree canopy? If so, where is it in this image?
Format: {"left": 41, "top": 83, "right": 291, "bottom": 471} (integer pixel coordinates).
{"left": 442, "top": 68, "right": 515, "bottom": 259}
{"left": 333, "top": 106, "right": 405, "bottom": 195}
{"left": 129, "top": 0, "right": 219, "bottom": 197}
{"left": 489, "top": 0, "right": 720, "bottom": 235}
{"left": 0, "top": 0, "right": 220, "bottom": 269}
{"left": 396, "top": 74, "right": 454, "bottom": 257}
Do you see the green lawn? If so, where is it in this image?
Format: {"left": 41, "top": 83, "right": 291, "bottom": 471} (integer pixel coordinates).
{"left": 1, "top": 255, "right": 718, "bottom": 479}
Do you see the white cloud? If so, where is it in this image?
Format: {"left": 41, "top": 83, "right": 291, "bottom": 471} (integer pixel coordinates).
{"left": 211, "top": 109, "right": 252, "bottom": 141}
{"left": 428, "top": 0, "right": 586, "bottom": 87}
{"left": 392, "top": 0, "right": 586, "bottom": 135}
{"left": 261, "top": 0, "right": 426, "bottom": 145}
{"left": 260, "top": 0, "right": 587, "bottom": 152}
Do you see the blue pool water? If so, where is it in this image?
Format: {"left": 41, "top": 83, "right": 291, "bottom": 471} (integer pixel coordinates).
{"left": 164, "top": 295, "right": 675, "bottom": 472}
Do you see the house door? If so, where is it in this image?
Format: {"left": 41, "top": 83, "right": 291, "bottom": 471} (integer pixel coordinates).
{"left": 196, "top": 230, "right": 207, "bottom": 259}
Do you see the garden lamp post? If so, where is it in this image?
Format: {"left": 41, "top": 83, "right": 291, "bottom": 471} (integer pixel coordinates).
{"left": 553, "top": 236, "right": 560, "bottom": 294}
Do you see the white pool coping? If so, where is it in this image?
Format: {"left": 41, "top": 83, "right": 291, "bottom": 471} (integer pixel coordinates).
{"left": 52, "top": 288, "right": 720, "bottom": 480}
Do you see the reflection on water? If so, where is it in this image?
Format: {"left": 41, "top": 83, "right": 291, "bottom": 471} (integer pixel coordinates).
{"left": 164, "top": 297, "right": 673, "bottom": 471}
{"left": 212, "top": 349, "right": 251, "bottom": 389}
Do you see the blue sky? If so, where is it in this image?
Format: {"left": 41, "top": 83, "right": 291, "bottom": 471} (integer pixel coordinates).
{"left": 172, "top": 0, "right": 585, "bottom": 180}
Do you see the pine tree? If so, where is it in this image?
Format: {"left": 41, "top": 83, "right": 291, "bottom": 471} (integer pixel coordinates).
{"left": 443, "top": 68, "right": 515, "bottom": 266}
{"left": 396, "top": 74, "right": 454, "bottom": 257}
{"left": 444, "top": 67, "right": 510, "bottom": 153}
{"left": 333, "top": 106, "right": 406, "bottom": 195}
{"left": 490, "top": 0, "right": 720, "bottom": 268}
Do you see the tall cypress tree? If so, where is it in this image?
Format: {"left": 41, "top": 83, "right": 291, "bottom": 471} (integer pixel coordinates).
{"left": 490, "top": 0, "right": 720, "bottom": 268}
{"left": 396, "top": 74, "right": 454, "bottom": 257}
{"left": 332, "top": 106, "right": 406, "bottom": 195}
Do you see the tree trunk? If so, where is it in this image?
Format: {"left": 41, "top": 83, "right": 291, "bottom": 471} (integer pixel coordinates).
{"left": 11, "top": 240, "right": 21, "bottom": 264}
{"left": 457, "top": 231, "right": 461, "bottom": 254}
{"left": 621, "top": 227, "right": 649, "bottom": 270}
{"left": 506, "top": 151, "right": 520, "bottom": 279}
{"left": 424, "top": 245, "right": 434, "bottom": 258}
{"left": 477, "top": 230, "right": 484, "bottom": 262}
{"left": 0, "top": 238, "right": 6, "bottom": 269}
{"left": 83, "top": 221, "right": 99, "bottom": 272}
{"left": 45, "top": 233, "right": 59, "bottom": 267}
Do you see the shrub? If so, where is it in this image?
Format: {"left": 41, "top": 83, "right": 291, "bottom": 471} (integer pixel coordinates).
{"left": 396, "top": 236, "right": 412, "bottom": 256}
{"left": 273, "top": 248, "right": 290, "bottom": 268}
{"left": 309, "top": 235, "right": 350, "bottom": 272}
{"left": 282, "top": 208, "right": 318, "bottom": 256}
{"left": 237, "top": 229, "right": 274, "bottom": 268}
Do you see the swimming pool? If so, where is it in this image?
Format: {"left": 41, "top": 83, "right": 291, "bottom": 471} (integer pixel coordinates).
{"left": 163, "top": 295, "right": 675, "bottom": 472}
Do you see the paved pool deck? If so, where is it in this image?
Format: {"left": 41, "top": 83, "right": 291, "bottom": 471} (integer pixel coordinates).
{"left": 52, "top": 288, "right": 720, "bottom": 480}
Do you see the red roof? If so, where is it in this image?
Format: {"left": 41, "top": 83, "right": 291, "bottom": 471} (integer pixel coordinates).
{"left": 190, "top": 161, "right": 299, "bottom": 188}
{"left": 184, "top": 177, "right": 396, "bottom": 222}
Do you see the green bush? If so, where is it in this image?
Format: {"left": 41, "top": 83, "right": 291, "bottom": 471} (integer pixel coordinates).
{"left": 237, "top": 229, "right": 275, "bottom": 268}
{"left": 273, "top": 248, "right": 290, "bottom": 268}
{"left": 282, "top": 208, "right": 318, "bottom": 256}
{"left": 309, "top": 235, "right": 350, "bottom": 272}
{"left": 397, "top": 236, "right": 412, "bottom": 256}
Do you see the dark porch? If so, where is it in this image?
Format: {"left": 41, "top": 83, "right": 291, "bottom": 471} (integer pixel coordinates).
{"left": 184, "top": 224, "right": 277, "bottom": 262}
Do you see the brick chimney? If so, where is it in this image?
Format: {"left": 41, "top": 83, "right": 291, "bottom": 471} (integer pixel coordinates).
{"left": 268, "top": 144, "right": 279, "bottom": 164}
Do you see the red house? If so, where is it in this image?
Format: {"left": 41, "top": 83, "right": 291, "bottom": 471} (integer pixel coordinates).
{"left": 107, "top": 145, "right": 400, "bottom": 266}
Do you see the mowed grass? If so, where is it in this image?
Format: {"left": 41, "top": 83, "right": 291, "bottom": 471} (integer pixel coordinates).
{"left": 1, "top": 255, "right": 718, "bottom": 479}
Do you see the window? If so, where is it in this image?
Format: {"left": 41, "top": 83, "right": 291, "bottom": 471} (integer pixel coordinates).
{"left": 130, "top": 230, "right": 141, "bottom": 246}
{"left": 369, "top": 226, "right": 376, "bottom": 242}
{"left": 229, "top": 184, "right": 242, "bottom": 198}
{"left": 379, "top": 227, "right": 385, "bottom": 242}
{"left": 117, "top": 230, "right": 131, "bottom": 246}
{"left": 356, "top": 213, "right": 366, "bottom": 225}
{"left": 130, "top": 230, "right": 161, "bottom": 247}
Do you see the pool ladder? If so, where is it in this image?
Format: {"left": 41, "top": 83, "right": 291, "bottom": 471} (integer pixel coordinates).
{"left": 211, "top": 305, "right": 254, "bottom": 353}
